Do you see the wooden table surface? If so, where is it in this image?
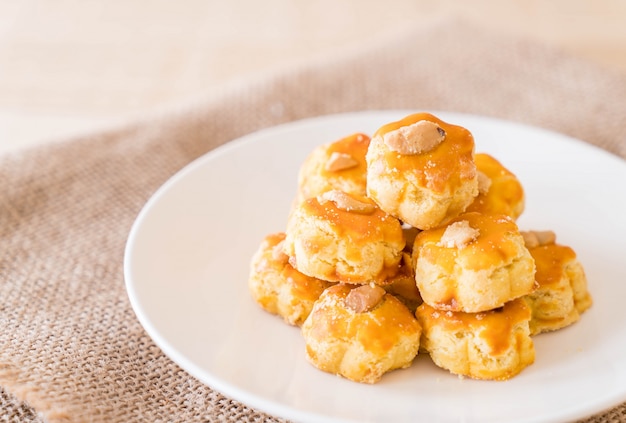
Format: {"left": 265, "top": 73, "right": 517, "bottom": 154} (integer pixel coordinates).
{"left": 1, "top": 0, "right": 625, "bottom": 155}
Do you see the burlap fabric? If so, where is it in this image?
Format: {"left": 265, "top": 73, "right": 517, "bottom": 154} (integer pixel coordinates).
{"left": 1, "top": 17, "right": 625, "bottom": 423}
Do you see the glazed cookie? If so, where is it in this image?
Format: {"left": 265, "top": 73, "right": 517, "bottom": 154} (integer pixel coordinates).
{"left": 366, "top": 112, "right": 478, "bottom": 230}
{"left": 521, "top": 230, "right": 592, "bottom": 335}
{"left": 249, "top": 232, "right": 333, "bottom": 326}
{"left": 302, "top": 283, "right": 421, "bottom": 384}
{"left": 284, "top": 190, "right": 405, "bottom": 284}
{"left": 415, "top": 298, "right": 535, "bottom": 380}
{"left": 466, "top": 153, "right": 525, "bottom": 220}
{"left": 412, "top": 212, "right": 536, "bottom": 313}
{"left": 297, "top": 133, "right": 370, "bottom": 202}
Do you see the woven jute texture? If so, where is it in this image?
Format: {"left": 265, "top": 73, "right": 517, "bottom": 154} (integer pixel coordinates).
{"left": 1, "top": 18, "right": 626, "bottom": 422}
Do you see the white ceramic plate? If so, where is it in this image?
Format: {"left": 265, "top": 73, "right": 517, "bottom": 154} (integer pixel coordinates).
{"left": 124, "top": 111, "right": 626, "bottom": 423}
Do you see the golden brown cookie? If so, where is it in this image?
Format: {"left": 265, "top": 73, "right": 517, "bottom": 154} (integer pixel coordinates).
{"left": 521, "top": 230, "right": 592, "bottom": 335}
{"left": 302, "top": 283, "right": 421, "bottom": 384}
{"left": 297, "top": 133, "right": 370, "bottom": 202}
{"left": 284, "top": 190, "right": 405, "bottom": 284}
{"left": 412, "top": 212, "right": 536, "bottom": 313}
{"left": 416, "top": 298, "right": 535, "bottom": 380}
{"left": 466, "top": 153, "right": 525, "bottom": 220}
{"left": 249, "top": 232, "right": 333, "bottom": 326}
{"left": 366, "top": 112, "right": 478, "bottom": 230}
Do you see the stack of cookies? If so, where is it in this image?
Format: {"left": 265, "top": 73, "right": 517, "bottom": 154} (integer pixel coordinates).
{"left": 248, "top": 112, "right": 592, "bottom": 383}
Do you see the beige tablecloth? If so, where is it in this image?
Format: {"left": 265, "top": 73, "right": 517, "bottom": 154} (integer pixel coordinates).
{"left": 1, "top": 18, "right": 625, "bottom": 422}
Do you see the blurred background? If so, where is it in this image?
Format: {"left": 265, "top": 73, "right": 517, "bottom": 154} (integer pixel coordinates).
{"left": 1, "top": 0, "right": 625, "bottom": 155}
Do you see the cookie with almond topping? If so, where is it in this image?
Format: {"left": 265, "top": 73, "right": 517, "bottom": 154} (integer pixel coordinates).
{"left": 521, "top": 230, "right": 592, "bottom": 335}
{"left": 248, "top": 232, "right": 334, "bottom": 326}
{"left": 366, "top": 112, "right": 478, "bottom": 230}
{"left": 284, "top": 190, "right": 405, "bottom": 284}
{"left": 412, "top": 212, "right": 536, "bottom": 313}
{"left": 296, "top": 133, "right": 370, "bottom": 202}
{"left": 466, "top": 153, "right": 525, "bottom": 220}
{"left": 302, "top": 283, "right": 421, "bottom": 384}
